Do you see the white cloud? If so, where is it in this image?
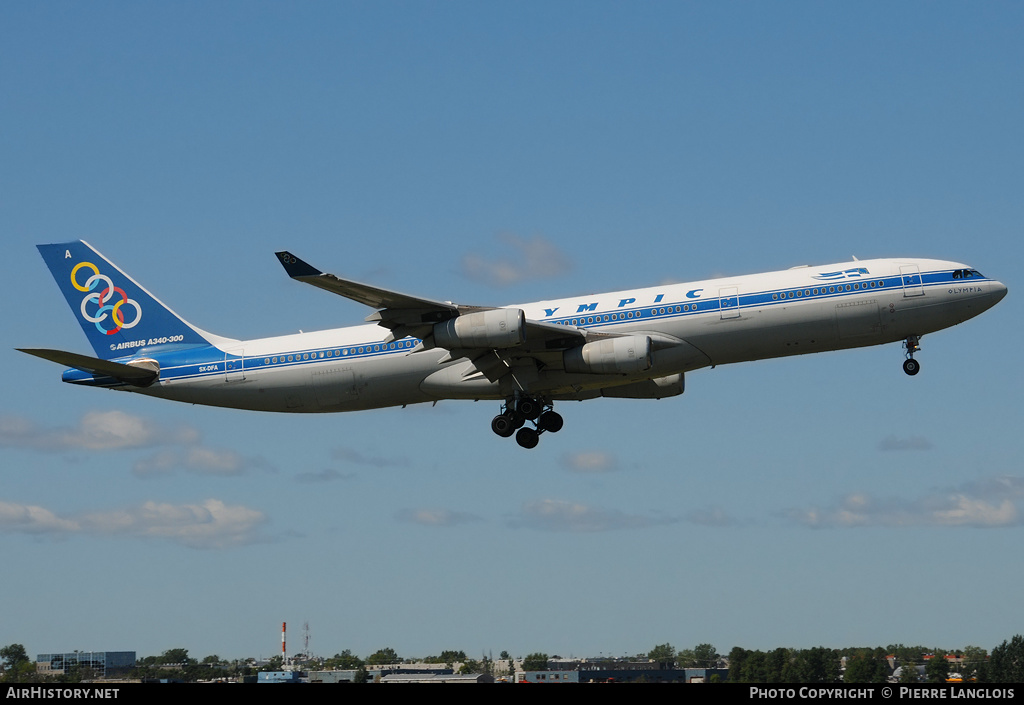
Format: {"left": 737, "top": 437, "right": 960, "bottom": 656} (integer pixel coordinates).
{"left": 295, "top": 468, "right": 355, "bottom": 484}
{"left": 784, "top": 476, "right": 1024, "bottom": 529}
{"left": 332, "top": 446, "right": 407, "bottom": 468}
{"left": 685, "top": 506, "right": 737, "bottom": 527}
{"left": 461, "top": 233, "right": 571, "bottom": 286}
{"left": 93, "top": 499, "right": 267, "bottom": 548}
{"left": 0, "top": 500, "right": 80, "bottom": 533}
{"left": 958, "top": 475, "right": 1024, "bottom": 499}
{"left": 130, "top": 450, "right": 179, "bottom": 477}
{"left": 133, "top": 447, "right": 271, "bottom": 478}
{"left": 930, "top": 496, "right": 1017, "bottom": 527}
{"left": 0, "top": 498, "right": 267, "bottom": 549}
{"left": 0, "top": 410, "right": 198, "bottom": 451}
{"left": 0, "top": 410, "right": 269, "bottom": 479}
{"left": 508, "top": 498, "right": 676, "bottom": 532}
{"left": 396, "top": 508, "right": 483, "bottom": 527}
{"left": 561, "top": 451, "right": 618, "bottom": 473}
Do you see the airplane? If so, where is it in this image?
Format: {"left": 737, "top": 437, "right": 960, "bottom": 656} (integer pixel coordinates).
{"left": 19, "top": 241, "right": 1007, "bottom": 449}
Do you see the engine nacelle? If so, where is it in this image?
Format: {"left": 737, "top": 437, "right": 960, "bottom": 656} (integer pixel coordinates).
{"left": 563, "top": 335, "right": 652, "bottom": 375}
{"left": 433, "top": 308, "right": 526, "bottom": 349}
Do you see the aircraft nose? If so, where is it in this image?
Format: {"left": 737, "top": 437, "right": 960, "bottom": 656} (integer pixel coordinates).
{"left": 991, "top": 280, "right": 1008, "bottom": 304}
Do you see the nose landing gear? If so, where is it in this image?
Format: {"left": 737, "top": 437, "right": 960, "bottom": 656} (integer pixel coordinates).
{"left": 902, "top": 335, "right": 921, "bottom": 376}
{"left": 491, "top": 396, "right": 563, "bottom": 448}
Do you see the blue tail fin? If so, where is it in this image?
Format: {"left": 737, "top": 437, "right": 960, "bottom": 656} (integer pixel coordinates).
{"left": 38, "top": 241, "right": 213, "bottom": 359}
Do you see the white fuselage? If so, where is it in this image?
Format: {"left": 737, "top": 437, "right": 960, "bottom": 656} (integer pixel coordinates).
{"left": 106, "top": 257, "right": 1004, "bottom": 413}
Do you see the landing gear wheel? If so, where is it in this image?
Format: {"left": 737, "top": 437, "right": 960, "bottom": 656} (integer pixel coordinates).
{"left": 517, "top": 398, "right": 541, "bottom": 421}
{"left": 507, "top": 410, "right": 526, "bottom": 429}
{"left": 538, "top": 411, "right": 564, "bottom": 433}
{"left": 494, "top": 397, "right": 560, "bottom": 447}
{"left": 516, "top": 427, "right": 540, "bottom": 449}
{"left": 491, "top": 414, "right": 516, "bottom": 437}
{"left": 902, "top": 335, "right": 922, "bottom": 376}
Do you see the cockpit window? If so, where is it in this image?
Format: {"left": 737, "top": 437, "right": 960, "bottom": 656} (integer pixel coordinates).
{"left": 952, "top": 269, "right": 986, "bottom": 279}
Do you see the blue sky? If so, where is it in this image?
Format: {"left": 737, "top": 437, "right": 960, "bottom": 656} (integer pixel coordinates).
{"left": 2, "top": 2, "right": 1021, "bottom": 662}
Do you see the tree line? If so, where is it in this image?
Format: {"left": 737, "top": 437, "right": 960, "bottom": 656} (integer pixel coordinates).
{"left": 3, "top": 637, "right": 1022, "bottom": 683}
{"left": 726, "top": 639, "right": 1024, "bottom": 683}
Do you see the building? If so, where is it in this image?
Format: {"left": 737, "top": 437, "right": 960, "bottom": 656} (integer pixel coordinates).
{"left": 36, "top": 652, "right": 136, "bottom": 679}
{"left": 258, "top": 670, "right": 304, "bottom": 683}
{"left": 381, "top": 673, "right": 494, "bottom": 683}
{"left": 519, "top": 660, "right": 729, "bottom": 684}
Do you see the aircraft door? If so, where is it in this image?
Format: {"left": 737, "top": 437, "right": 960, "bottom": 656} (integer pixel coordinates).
{"left": 719, "top": 287, "right": 740, "bottom": 319}
{"left": 225, "top": 348, "right": 245, "bottom": 382}
{"left": 900, "top": 265, "right": 924, "bottom": 297}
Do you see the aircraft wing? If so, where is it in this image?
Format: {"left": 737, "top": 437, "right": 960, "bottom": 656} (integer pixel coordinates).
{"left": 276, "top": 251, "right": 465, "bottom": 315}
{"left": 275, "top": 251, "right": 588, "bottom": 350}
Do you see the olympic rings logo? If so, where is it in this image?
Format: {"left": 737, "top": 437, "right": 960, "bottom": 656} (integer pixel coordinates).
{"left": 71, "top": 261, "right": 143, "bottom": 336}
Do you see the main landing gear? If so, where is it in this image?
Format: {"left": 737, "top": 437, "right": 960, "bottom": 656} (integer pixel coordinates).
{"left": 902, "top": 335, "right": 921, "bottom": 376}
{"left": 490, "top": 396, "right": 563, "bottom": 449}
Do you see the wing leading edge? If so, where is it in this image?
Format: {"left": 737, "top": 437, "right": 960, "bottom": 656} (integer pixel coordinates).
{"left": 274, "top": 251, "right": 590, "bottom": 354}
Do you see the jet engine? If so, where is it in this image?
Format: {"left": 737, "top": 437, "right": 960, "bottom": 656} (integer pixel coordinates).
{"left": 433, "top": 308, "right": 526, "bottom": 349}
{"left": 563, "top": 335, "right": 652, "bottom": 375}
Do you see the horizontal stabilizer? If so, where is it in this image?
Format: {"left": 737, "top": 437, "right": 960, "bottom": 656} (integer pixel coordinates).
{"left": 17, "top": 348, "right": 158, "bottom": 387}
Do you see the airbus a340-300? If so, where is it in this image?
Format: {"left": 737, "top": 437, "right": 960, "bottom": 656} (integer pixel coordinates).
{"left": 20, "top": 241, "right": 1007, "bottom": 449}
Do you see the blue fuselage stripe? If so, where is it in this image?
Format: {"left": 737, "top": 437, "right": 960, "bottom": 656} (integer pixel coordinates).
{"left": 62, "top": 268, "right": 989, "bottom": 386}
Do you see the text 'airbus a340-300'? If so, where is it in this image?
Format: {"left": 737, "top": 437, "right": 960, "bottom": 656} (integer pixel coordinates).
{"left": 20, "top": 241, "right": 1007, "bottom": 449}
